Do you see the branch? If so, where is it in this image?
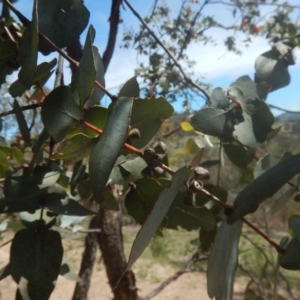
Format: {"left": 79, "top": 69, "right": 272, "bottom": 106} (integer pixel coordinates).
{"left": 142, "top": 251, "right": 208, "bottom": 300}
{"left": 0, "top": 103, "right": 40, "bottom": 118}
{"left": 102, "top": 0, "right": 122, "bottom": 73}
{"left": 269, "top": 104, "right": 300, "bottom": 114}
{"left": 80, "top": 118, "right": 286, "bottom": 253}
{"left": 123, "top": 0, "right": 210, "bottom": 101}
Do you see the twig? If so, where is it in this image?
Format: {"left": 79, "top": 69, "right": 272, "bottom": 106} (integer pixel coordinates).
{"left": 143, "top": 251, "right": 208, "bottom": 300}
{"left": 54, "top": 52, "right": 65, "bottom": 88}
{"left": 269, "top": 104, "right": 300, "bottom": 114}
{"left": 123, "top": 0, "right": 210, "bottom": 101}
{"left": 216, "top": 140, "right": 222, "bottom": 187}
{"left": 162, "top": 125, "right": 181, "bottom": 138}
{"left": 0, "top": 16, "right": 16, "bottom": 42}
{"left": 0, "top": 238, "right": 13, "bottom": 248}
{"left": 0, "top": 103, "right": 40, "bottom": 118}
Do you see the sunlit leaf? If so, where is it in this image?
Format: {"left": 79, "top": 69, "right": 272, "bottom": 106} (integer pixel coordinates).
{"left": 180, "top": 121, "right": 194, "bottom": 131}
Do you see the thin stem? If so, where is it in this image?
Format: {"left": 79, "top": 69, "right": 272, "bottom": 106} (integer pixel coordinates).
{"left": 216, "top": 140, "right": 222, "bottom": 187}
{"left": 269, "top": 104, "right": 300, "bottom": 114}
{"left": 0, "top": 103, "right": 41, "bottom": 118}
{"left": 123, "top": 0, "right": 210, "bottom": 101}
{"left": 241, "top": 217, "right": 286, "bottom": 253}
{"left": 80, "top": 118, "right": 285, "bottom": 253}
{"left": 0, "top": 16, "right": 16, "bottom": 42}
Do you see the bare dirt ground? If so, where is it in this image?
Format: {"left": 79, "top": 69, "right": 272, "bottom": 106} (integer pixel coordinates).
{"left": 0, "top": 229, "right": 248, "bottom": 300}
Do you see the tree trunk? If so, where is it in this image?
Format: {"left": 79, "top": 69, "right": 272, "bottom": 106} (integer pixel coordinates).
{"left": 71, "top": 217, "right": 98, "bottom": 300}
{"left": 96, "top": 185, "right": 139, "bottom": 300}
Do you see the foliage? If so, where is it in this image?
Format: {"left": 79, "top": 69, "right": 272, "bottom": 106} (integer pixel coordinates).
{"left": 0, "top": 0, "right": 300, "bottom": 299}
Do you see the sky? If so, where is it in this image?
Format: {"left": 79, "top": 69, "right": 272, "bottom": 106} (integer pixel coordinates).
{"left": 7, "top": 0, "right": 300, "bottom": 116}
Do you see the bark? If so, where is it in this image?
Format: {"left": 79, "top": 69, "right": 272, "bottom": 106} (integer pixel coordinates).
{"left": 102, "top": 0, "right": 122, "bottom": 72}
{"left": 96, "top": 187, "right": 139, "bottom": 300}
{"left": 71, "top": 217, "right": 98, "bottom": 300}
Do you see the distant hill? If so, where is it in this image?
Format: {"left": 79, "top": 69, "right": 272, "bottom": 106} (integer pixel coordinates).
{"left": 276, "top": 112, "right": 300, "bottom": 122}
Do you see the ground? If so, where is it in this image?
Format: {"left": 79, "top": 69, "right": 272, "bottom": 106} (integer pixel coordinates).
{"left": 0, "top": 226, "right": 259, "bottom": 300}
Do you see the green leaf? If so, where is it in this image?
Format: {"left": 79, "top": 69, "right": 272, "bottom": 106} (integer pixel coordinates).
{"left": 60, "top": 255, "right": 80, "bottom": 281}
{"left": 227, "top": 154, "right": 300, "bottom": 224}
{"left": 0, "top": 150, "right": 11, "bottom": 178}
{"left": 0, "top": 40, "right": 18, "bottom": 68}
{"left": 71, "top": 106, "right": 108, "bottom": 138}
{"left": 29, "top": 128, "right": 49, "bottom": 173}
{"left": 41, "top": 86, "right": 82, "bottom": 142}
{"left": 207, "top": 220, "right": 242, "bottom": 300}
{"left": 46, "top": 193, "right": 95, "bottom": 216}
{"left": 190, "top": 108, "right": 234, "bottom": 140}
{"left": 0, "top": 197, "right": 41, "bottom": 214}
{"left": 126, "top": 166, "right": 192, "bottom": 270}
{"left": 17, "top": 0, "right": 38, "bottom": 88}
{"left": 279, "top": 237, "right": 300, "bottom": 270}
{"left": 9, "top": 59, "right": 57, "bottom": 97}
{"left": 130, "top": 96, "right": 174, "bottom": 149}
{"left": 71, "top": 25, "right": 96, "bottom": 108}
{"left": 10, "top": 229, "right": 63, "bottom": 299}
{"left": 13, "top": 99, "right": 31, "bottom": 143}
{"left": 1, "top": 146, "right": 25, "bottom": 165}
{"left": 38, "top": 0, "right": 90, "bottom": 55}
{"left": 125, "top": 178, "right": 163, "bottom": 224}
{"left": 223, "top": 142, "right": 254, "bottom": 168}
{"left": 228, "top": 84, "right": 274, "bottom": 148}
{"left": 255, "top": 47, "right": 290, "bottom": 92}
{"left": 119, "top": 76, "right": 140, "bottom": 98}
{"left": 167, "top": 192, "right": 216, "bottom": 231}
{"left": 84, "top": 47, "right": 105, "bottom": 108}
{"left": 51, "top": 134, "right": 97, "bottom": 164}
{"left": 230, "top": 75, "right": 257, "bottom": 100}
{"left": 20, "top": 209, "right": 57, "bottom": 230}
{"left": 210, "top": 87, "right": 230, "bottom": 109}
{"left": 110, "top": 156, "right": 147, "bottom": 185}
{"left": 89, "top": 97, "right": 133, "bottom": 203}
{"left": 4, "top": 167, "right": 60, "bottom": 200}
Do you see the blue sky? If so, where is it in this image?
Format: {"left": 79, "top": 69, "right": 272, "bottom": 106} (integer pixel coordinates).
{"left": 9, "top": 0, "right": 300, "bottom": 116}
